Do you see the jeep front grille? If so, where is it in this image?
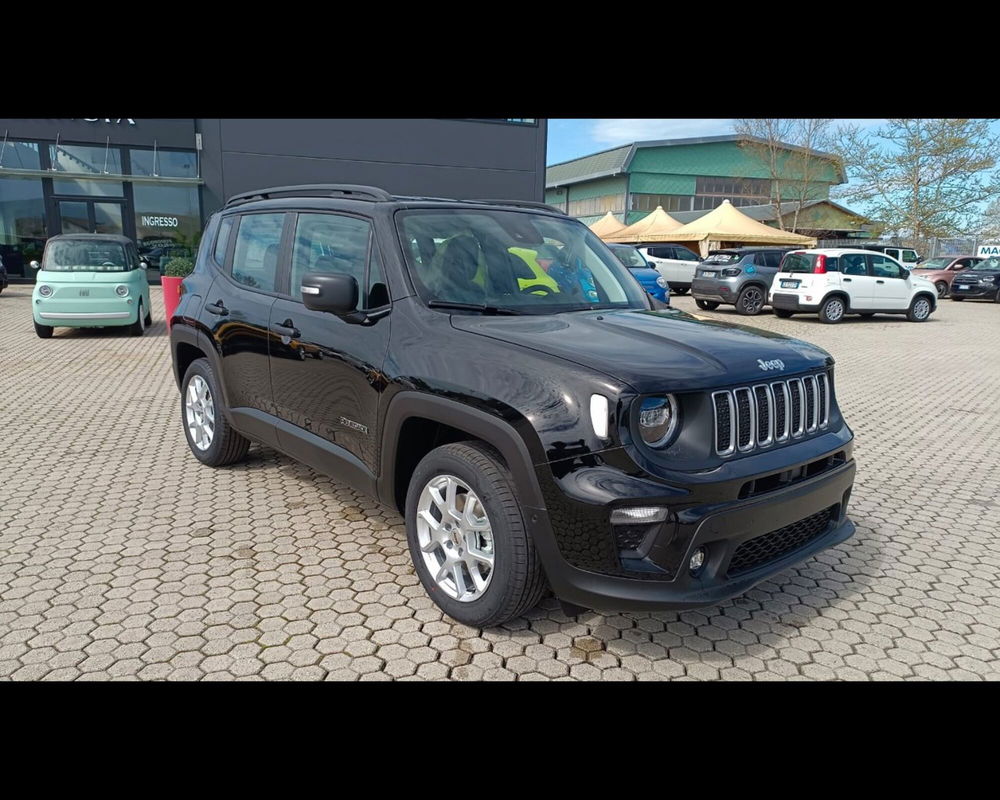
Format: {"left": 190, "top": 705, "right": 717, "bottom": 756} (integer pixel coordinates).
{"left": 712, "top": 372, "right": 830, "bottom": 456}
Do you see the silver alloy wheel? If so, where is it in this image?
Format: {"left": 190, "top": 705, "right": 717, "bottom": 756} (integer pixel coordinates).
{"left": 185, "top": 375, "right": 215, "bottom": 451}
{"left": 416, "top": 474, "right": 495, "bottom": 602}
{"left": 825, "top": 298, "right": 844, "bottom": 321}
{"left": 913, "top": 297, "right": 931, "bottom": 320}
{"left": 740, "top": 286, "right": 764, "bottom": 313}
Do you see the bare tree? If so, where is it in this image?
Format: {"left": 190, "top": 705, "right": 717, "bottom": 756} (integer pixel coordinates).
{"left": 834, "top": 118, "right": 1000, "bottom": 239}
{"left": 734, "top": 119, "right": 837, "bottom": 233}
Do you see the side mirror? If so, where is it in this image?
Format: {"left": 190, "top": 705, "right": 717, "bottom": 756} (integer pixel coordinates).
{"left": 647, "top": 260, "right": 656, "bottom": 269}
{"left": 301, "top": 272, "right": 358, "bottom": 315}
{"left": 900, "top": 268, "right": 911, "bottom": 279}
{"left": 29, "top": 260, "right": 40, "bottom": 270}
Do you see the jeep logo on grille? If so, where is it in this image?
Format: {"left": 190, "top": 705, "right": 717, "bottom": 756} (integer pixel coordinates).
{"left": 757, "top": 358, "right": 785, "bottom": 372}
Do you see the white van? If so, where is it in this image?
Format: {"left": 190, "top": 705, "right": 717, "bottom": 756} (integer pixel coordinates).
{"left": 637, "top": 244, "right": 702, "bottom": 294}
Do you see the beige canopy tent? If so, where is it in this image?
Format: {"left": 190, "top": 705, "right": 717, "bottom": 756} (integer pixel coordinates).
{"left": 588, "top": 212, "right": 626, "bottom": 238}
{"left": 603, "top": 205, "right": 683, "bottom": 243}
{"left": 652, "top": 199, "right": 816, "bottom": 257}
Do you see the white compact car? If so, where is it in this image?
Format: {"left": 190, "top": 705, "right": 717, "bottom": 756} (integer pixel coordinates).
{"left": 638, "top": 244, "right": 702, "bottom": 294}
{"left": 769, "top": 248, "right": 938, "bottom": 323}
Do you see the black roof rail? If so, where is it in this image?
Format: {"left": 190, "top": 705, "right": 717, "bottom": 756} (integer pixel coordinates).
{"left": 467, "top": 198, "right": 567, "bottom": 215}
{"left": 224, "top": 184, "right": 394, "bottom": 208}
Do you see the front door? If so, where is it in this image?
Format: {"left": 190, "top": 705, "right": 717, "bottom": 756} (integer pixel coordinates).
{"left": 869, "top": 253, "right": 911, "bottom": 309}
{"left": 837, "top": 252, "right": 877, "bottom": 310}
{"left": 268, "top": 211, "right": 391, "bottom": 477}
{"left": 57, "top": 200, "right": 125, "bottom": 236}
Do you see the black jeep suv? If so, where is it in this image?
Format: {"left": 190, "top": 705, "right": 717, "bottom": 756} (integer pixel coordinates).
{"left": 169, "top": 184, "right": 857, "bottom": 627}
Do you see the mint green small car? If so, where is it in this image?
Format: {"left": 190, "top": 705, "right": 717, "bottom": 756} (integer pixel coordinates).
{"left": 32, "top": 234, "right": 152, "bottom": 339}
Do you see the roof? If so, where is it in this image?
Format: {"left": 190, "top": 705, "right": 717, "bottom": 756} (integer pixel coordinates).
{"left": 670, "top": 199, "right": 866, "bottom": 225}
{"left": 646, "top": 199, "right": 816, "bottom": 247}
{"left": 546, "top": 135, "right": 845, "bottom": 188}
{"left": 46, "top": 233, "right": 133, "bottom": 244}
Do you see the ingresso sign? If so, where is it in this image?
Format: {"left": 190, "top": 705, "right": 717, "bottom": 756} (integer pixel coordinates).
{"left": 81, "top": 118, "right": 136, "bottom": 126}
{"left": 141, "top": 215, "right": 179, "bottom": 228}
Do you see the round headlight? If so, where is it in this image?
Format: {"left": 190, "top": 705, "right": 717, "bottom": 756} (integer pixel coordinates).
{"left": 656, "top": 276, "right": 667, "bottom": 289}
{"left": 115, "top": 285, "right": 130, "bottom": 297}
{"left": 638, "top": 395, "right": 679, "bottom": 448}
{"left": 37, "top": 284, "right": 52, "bottom": 297}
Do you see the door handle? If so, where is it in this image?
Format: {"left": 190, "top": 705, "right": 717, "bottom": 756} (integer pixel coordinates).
{"left": 205, "top": 300, "right": 228, "bottom": 316}
{"left": 271, "top": 321, "right": 300, "bottom": 338}
{"left": 876, "top": 280, "right": 885, "bottom": 284}
{"left": 843, "top": 278, "right": 852, "bottom": 282}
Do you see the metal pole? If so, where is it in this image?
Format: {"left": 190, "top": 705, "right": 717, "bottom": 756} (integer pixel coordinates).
{"left": 103, "top": 136, "right": 111, "bottom": 174}
{"left": 0, "top": 129, "right": 8, "bottom": 168}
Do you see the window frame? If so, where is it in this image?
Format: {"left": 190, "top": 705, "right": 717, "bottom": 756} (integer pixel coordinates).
{"left": 224, "top": 211, "right": 292, "bottom": 298}
{"left": 284, "top": 210, "right": 389, "bottom": 310}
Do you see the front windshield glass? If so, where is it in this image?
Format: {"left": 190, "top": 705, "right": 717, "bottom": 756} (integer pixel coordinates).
{"left": 609, "top": 245, "right": 647, "bottom": 268}
{"left": 396, "top": 209, "right": 650, "bottom": 313}
{"left": 916, "top": 257, "right": 952, "bottom": 269}
{"left": 43, "top": 240, "right": 129, "bottom": 272}
{"left": 969, "top": 257, "right": 1000, "bottom": 270}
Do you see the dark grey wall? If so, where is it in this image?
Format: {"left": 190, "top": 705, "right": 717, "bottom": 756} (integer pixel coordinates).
{"left": 196, "top": 119, "right": 547, "bottom": 216}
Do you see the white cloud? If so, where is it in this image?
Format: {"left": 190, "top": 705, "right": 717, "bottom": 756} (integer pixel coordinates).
{"left": 591, "top": 118, "right": 733, "bottom": 145}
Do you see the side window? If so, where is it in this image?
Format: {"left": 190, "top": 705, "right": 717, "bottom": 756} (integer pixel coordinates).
{"left": 291, "top": 213, "right": 371, "bottom": 300}
{"left": 841, "top": 254, "right": 867, "bottom": 276}
{"left": 902, "top": 249, "right": 918, "bottom": 263}
{"left": 231, "top": 213, "right": 285, "bottom": 293}
{"left": 871, "top": 254, "right": 902, "bottom": 279}
{"left": 678, "top": 247, "right": 699, "bottom": 261}
{"left": 649, "top": 247, "right": 670, "bottom": 259}
{"left": 753, "top": 252, "right": 769, "bottom": 267}
{"left": 214, "top": 216, "right": 234, "bottom": 267}
{"left": 764, "top": 251, "right": 784, "bottom": 268}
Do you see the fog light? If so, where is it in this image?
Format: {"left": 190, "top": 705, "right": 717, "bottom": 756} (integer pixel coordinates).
{"left": 611, "top": 506, "right": 669, "bottom": 525}
{"left": 689, "top": 547, "right": 706, "bottom": 572}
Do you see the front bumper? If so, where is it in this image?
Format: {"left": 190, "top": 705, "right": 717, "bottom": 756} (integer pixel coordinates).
{"left": 33, "top": 297, "right": 138, "bottom": 326}
{"left": 950, "top": 282, "right": 996, "bottom": 298}
{"left": 528, "top": 436, "right": 856, "bottom": 612}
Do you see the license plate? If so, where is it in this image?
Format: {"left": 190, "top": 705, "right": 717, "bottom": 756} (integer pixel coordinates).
{"left": 780, "top": 280, "right": 799, "bottom": 289}
{"left": 700, "top": 271, "right": 716, "bottom": 278}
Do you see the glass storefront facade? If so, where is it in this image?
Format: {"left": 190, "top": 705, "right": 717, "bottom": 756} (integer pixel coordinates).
{"left": 0, "top": 134, "right": 202, "bottom": 279}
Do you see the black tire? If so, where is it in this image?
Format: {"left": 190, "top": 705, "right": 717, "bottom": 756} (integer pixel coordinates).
{"left": 181, "top": 358, "right": 251, "bottom": 467}
{"left": 669, "top": 285, "right": 689, "bottom": 295}
{"left": 735, "top": 284, "right": 766, "bottom": 316}
{"left": 860, "top": 312, "right": 875, "bottom": 318}
{"left": 950, "top": 296, "right": 964, "bottom": 301}
{"left": 995, "top": 288, "right": 1000, "bottom": 304}
{"left": 818, "top": 295, "right": 846, "bottom": 324}
{"left": 144, "top": 304, "right": 153, "bottom": 326}
{"left": 34, "top": 321, "right": 53, "bottom": 338}
{"left": 935, "top": 281, "right": 948, "bottom": 299}
{"left": 773, "top": 309, "right": 794, "bottom": 319}
{"left": 405, "top": 441, "right": 547, "bottom": 627}
{"left": 129, "top": 300, "right": 146, "bottom": 337}
{"left": 696, "top": 299, "right": 720, "bottom": 311}
{"left": 907, "top": 294, "right": 933, "bottom": 322}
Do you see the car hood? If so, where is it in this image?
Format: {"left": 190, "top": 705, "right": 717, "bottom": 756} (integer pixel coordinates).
{"left": 912, "top": 268, "right": 949, "bottom": 278}
{"left": 35, "top": 269, "right": 134, "bottom": 283}
{"left": 450, "top": 307, "right": 832, "bottom": 393}
{"left": 629, "top": 268, "right": 661, "bottom": 283}
{"left": 954, "top": 269, "right": 1000, "bottom": 278}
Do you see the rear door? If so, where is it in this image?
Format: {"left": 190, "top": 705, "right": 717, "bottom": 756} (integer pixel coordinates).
{"left": 204, "top": 211, "right": 287, "bottom": 420}
{"left": 838, "top": 252, "right": 877, "bottom": 309}
{"left": 870, "top": 253, "right": 911, "bottom": 309}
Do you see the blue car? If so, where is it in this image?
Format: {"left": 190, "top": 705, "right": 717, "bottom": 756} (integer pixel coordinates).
{"left": 607, "top": 244, "right": 669, "bottom": 303}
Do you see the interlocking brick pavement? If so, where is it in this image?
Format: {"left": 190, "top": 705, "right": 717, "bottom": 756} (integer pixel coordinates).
{"left": 1, "top": 284, "right": 998, "bottom": 680}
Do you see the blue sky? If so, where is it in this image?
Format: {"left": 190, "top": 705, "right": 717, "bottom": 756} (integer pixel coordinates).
{"left": 546, "top": 119, "right": 889, "bottom": 164}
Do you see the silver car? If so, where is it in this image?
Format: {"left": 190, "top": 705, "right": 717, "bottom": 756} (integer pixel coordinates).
{"left": 690, "top": 248, "right": 793, "bottom": 315}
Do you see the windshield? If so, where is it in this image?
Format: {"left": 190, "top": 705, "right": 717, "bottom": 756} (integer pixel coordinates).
{"left": 969, "top": 257, "right": 1000, "bottom": 270}
{"left": 916, "top": 257, "right": 952, "bottom": 269}
{"left": 43, "top": 240, "right": 129, "bottom": 272}
{"left": 396, "top": 209, "right": 650, "bottom": 314}
{"left": 609, "top": 245, "right": 648, "bottom": 268}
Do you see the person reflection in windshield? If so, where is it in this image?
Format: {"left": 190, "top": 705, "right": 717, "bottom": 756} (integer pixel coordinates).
{"left": 548, "top": 252, "right": 600, "bottom": 303}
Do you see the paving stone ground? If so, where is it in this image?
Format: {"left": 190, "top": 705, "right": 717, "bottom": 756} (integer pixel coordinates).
{"left": 1, "top": 284, "right": 998, "bottom": 681}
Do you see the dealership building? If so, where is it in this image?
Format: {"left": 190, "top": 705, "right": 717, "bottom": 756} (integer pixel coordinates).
{"left": 545, "top": 135, "right": 873, "bottom": 240}
{"left": 0, "top": 118, "right": 547, "bottom": 281}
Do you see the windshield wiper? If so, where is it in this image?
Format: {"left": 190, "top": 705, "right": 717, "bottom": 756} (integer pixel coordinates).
{"left": 427, "top": 301, "right": 523, "bottom": 316}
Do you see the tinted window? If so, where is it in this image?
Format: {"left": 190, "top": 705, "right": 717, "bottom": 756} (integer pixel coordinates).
{"left": 781, "top": 253, "right": 814, "bottom": 273}
{"left": 214, "top": 217, "right": 234, "bottom": 266}
{"left": 291, "top": 213, "right": 371, "bottom": 299}
{"left": 764, "top": 251, "right": 784, "bottom": 268}
{"left": 753, "top": 252, "right": 769, "bottom": 266}
{"left": 871, "top": 254, "right": 902, "bottom": 278}
{"left": 648, "top": 246, "right": 673, "bottom": 259}
{"left": 231, "top": 213, "right": 284, "bottom": 292}
{"left": 901, "top": 249, "right": 918, "bottom": 262}
{"left": 674, "top": 247, "right": 699, "bottom": 261}
{"left": 840, "top": 254, "right": 867, "bottom": 276}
